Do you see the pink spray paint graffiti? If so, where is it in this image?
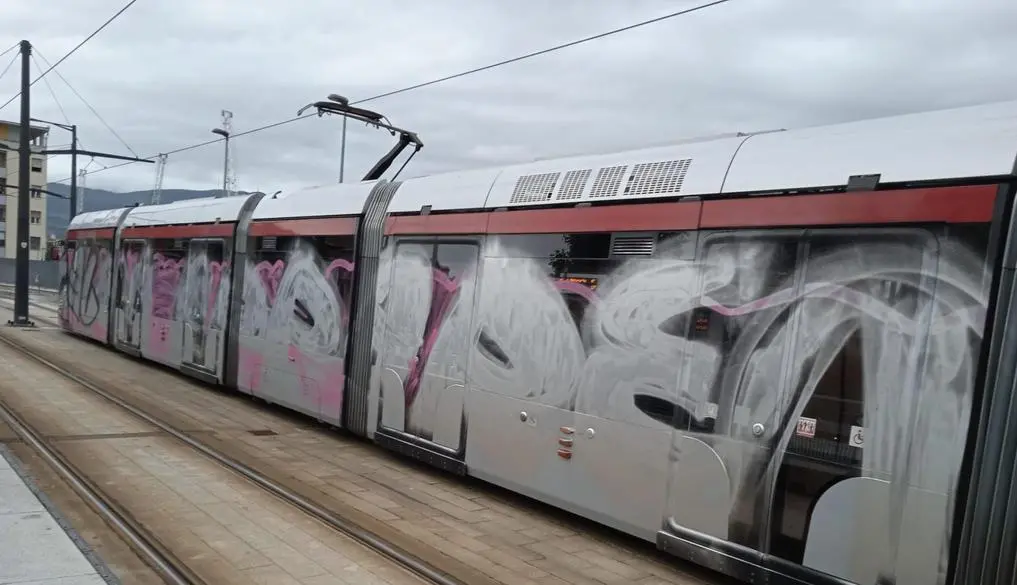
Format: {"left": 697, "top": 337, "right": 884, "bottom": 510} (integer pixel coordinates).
{"left": 237, "top": 239, "right": 354, "bottom": 418}
{"left": 148, "top": 253, "right": 183, "bottom": 358}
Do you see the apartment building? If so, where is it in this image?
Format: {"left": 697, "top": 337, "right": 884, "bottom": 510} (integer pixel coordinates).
{"left": 0, "top": 120, "right": 49, "bottom": 260}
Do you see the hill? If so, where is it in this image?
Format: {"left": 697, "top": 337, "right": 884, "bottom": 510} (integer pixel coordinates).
{"left": 45, "top": 183, "right": 220, "bottom": 236}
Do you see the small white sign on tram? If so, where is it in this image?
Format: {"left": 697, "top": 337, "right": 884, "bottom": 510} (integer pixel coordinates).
{"left": 849, "top": 425, "right": 865, "bottom": 449}
{"left": 796, "top": 417, "right": 817, "bottom": 438}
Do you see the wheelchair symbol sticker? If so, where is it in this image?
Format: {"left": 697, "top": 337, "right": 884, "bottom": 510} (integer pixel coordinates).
{"left": 849, "top": 425, "right": 864, "bottom": 449}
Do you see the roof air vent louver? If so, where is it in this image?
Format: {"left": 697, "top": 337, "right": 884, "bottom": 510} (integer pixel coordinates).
{"left": 610, "top": 234, "right": 655, "bottom": 256}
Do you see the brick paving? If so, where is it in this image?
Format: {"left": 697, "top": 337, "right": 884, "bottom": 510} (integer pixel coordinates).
{"left": 0, "top": 338, "right": 426, "bottom": 585}
{"left": 0, "top": 300, "right": 728, "bottom": 585}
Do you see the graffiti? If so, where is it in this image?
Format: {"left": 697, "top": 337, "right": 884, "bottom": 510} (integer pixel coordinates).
{"left": 182, "top": 241, "right": 230, "bottom": 367}
{"left": 373, "top": 242, "right": 479, "bottom": 440}
{"left": 372, "top": 230, "right": 987, "bottom": 585}
{"left": 238, "top": 238, "right": 353, "bottom": 416}
{"left": 151, "top": 252, "right": 185, "bottom": 319}
{"left": 116, "top": 245, "right": 144, "bottom": 346}
{"left": 59, "top": 241, "right": 112, "bottom": 340}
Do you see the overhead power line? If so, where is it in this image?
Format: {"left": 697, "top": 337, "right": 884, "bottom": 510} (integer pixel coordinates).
{"left": 53, "top": 0, "right": 733, "bottom": 184}
{"left": 0, "top": 0, "right": 142, "bottom": 112}
{"left": 0, "top": 43, "right": 18, "bottom": 60}
{"left": 32, "top": 55, "right": 71, "bottom": 125}
{"left": 0, "top": 51, "right": 18, "bottom": 84}
{"left": 34, "top": 48, "right": 137, "bottom": 156}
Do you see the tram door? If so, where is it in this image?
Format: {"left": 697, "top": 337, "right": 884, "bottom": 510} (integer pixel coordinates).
{"left": 665, "top": 232, "right": 807, "bottom": 558}
{"left": 376, "top": 239, "right": 479, "bottom": 452}
{"left": 774, "top": 229, "right": 943, "bottom": 585}
{"left": 181, "top": 238, "right": 226, "bottom": 373}
{"left": 114, "top": 239, "right": 146, "bottom": 350}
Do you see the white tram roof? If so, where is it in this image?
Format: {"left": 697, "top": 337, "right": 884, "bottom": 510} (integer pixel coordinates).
{"left": 251, "top": 181, "right": 379, "bottom": 220}
{"left": 386, "top": 99, "right": 1017, "bottom": 212}
{"left": 67, "top": 207, "right": 132, "bottom": 231}
{"left": 121, "top": 193, "right": 257, "bottom": 228}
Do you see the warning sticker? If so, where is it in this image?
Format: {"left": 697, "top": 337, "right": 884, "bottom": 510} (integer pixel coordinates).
{"left": 796, "top": 417, "right": 817, "bottom": 438}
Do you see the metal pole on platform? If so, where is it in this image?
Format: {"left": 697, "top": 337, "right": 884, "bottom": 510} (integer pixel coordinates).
{"left": 69, "top": 124, "right": 77, "bottom": 217}
{"left": 339, "top": 116, "right": 347, "bottom": 183}
{"left": 10, "top": 39, "right": 33, "bottom": 328}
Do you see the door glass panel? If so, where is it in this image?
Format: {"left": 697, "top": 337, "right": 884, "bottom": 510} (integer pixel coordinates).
{"left": 770, "top": 232, "right": 929, "bottom": 566}
{"left": 183, "top": 239, "right": 225, "bottom": 367}
{"left": 116, "top": 240, "right": 145, "bottom": 346}
{"left": 403, "top": 242, "right": 478, "bottom": 444}
{"left": 694, "top": 235, "right": 801, "bottom": 550}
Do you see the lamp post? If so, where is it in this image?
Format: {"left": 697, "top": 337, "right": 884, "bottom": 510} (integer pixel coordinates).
{"left": 211, "top": 127, "right": 229, "bottom": 197}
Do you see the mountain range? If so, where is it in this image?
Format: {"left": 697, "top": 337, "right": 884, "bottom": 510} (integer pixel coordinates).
{"left": 45, "top": 183, "right": 224, "bottom": 236}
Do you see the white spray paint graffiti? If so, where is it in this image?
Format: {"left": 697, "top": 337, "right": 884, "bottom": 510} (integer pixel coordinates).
{"left": 238, "top": 238, "right": 352, "bottom": 415}
{"left": 372, "top": 230, "right": 988, "bottom": 585}
{"left": 181, "top": 242, "right": 230, "bottom": 366}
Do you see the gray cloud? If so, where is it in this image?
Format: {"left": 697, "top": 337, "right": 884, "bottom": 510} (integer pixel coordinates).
{"left": 1, "top": 0, "right": 1015, "bottom": 198}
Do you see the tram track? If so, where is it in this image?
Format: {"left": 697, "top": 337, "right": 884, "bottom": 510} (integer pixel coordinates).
{"left": 0, "top": 395, "right": 203, "bottom": 585}
{"left": 0, "top": 319, "right": 467, "bottom": 585}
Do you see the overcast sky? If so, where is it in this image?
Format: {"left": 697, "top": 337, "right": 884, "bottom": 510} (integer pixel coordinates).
{"left": 1, "top": 0, "right": 1015, "bottom": 196}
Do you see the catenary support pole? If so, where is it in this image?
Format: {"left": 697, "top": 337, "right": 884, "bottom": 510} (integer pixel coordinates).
{"left": 9, "top": 39, "right": 33, "bottom": 328}
{"left": 69, "top": 124, "right": 77, "bottom": 216}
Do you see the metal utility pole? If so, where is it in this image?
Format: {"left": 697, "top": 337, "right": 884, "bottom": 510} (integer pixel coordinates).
{"left": 32, "top": 117, "right": 154, "bottom": 216}
{"left": 9, "top": 39, "right": 32, "bottom": 327}
{"left": 69, "top": 124, "right": 77, "bottom": 214}
{"left": 151, "top": 153, "right": 167, "bottom": 204}
{"left": 339, "top": 116, "right": 347, "bottom": 183}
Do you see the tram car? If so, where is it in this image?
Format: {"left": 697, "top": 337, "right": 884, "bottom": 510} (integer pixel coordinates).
{"left": 57, "top": 100, "right": 1017, "bottom": 585}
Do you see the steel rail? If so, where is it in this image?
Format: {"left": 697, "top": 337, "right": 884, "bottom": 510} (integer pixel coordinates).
{"left": 0, "top": 328, "right": 465, "bottom": 585}
{"left": 0, "top": 396, "right": 202, "bottom": 585}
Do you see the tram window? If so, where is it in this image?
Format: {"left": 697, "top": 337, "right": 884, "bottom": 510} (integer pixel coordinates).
{"left": 253, "top": 234, "right": 356, "bottom": 310}
{"left": 436, "top": 242, "right": 478, "bottom": 281}
{"left": 493, "top": 233, "right": 612, "bottom": 260}
{"left": 150, "top": 238, "right": 185, "bottom": 319}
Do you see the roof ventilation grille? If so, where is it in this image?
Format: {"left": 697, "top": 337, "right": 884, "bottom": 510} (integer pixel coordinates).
{"left": 625, "top": 158, "right": 692, "bottom": 197}
{"left": 510, "top": 172, "right": 561, "bottom": 204}
{"left": 589, "top": 165, "right": 628, "bottom": 199}
{"left": 555, "top": 169, "right": 592, "bottom": 201}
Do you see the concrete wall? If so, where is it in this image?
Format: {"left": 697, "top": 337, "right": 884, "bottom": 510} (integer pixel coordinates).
{"left": 0, "top": 258, "right": 60, "bottom": 290}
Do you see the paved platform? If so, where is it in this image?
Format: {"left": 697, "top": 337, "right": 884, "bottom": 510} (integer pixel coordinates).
{"left": 0, "top": 292, "right": 728, "bottom": 585}
{"left": 0, "top": 445, "right": 112, "bottom": 585}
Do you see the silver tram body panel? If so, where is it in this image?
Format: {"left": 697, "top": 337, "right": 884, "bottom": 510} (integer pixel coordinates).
{"left": 56, "top": 100, "right": 1017, "bottom": 585}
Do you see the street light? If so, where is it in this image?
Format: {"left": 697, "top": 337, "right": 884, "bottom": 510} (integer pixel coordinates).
{"left": 211, "top": 127, "right": 229, "bottom": 198}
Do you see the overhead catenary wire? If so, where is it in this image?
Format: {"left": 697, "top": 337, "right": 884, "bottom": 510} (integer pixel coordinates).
{"left": 0, "top": 43, "right": 19, "bottom": 60}
{"left": 34, "top": 48, "right": 136, "bottom": 157}
{"left": 52, "top": 0, "right": 734, "bottom": 184}
{"left": 0, "top": 0, "right": 142, "bottom": 112}
{"left": 0, "top": 51, "right": 19, "bottom": 85}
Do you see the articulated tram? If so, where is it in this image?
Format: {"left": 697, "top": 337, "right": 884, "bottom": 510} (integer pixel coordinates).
{"left": 58, "top": 100, "right": 1017, "bottom": 585}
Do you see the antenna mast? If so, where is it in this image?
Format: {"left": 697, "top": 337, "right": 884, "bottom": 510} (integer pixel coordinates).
{"left": 220, "top": 110, "right": 236, "bottom": 196}
{"left": 77, "top": 169, "right": 86, "bottom": 212}
{"left": 151, "top": 153, "right": 167, "bottom": 204}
